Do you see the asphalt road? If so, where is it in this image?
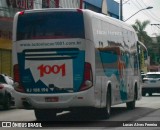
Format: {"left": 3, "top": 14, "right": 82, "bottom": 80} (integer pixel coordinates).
{"left": 0, "top": 94, "right": 160, "bottom": 130}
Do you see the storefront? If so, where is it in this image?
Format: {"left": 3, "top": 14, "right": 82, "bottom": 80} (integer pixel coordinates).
{"left": 0, "top": 0, "right": 40, "bottom": 76}
{"left": 0, "top": 16, "right": 13, "bottom": 76}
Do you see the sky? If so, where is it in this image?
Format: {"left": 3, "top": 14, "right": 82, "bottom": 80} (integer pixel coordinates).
{"left": 114, "top": 0, "right": 160, "bottom": 37}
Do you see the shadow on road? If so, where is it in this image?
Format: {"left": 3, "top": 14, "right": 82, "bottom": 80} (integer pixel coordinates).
{"left": 29, "top": 106, "right": 156, "bottom": 127}
{"left": 0, "top": 106, "right": 15, "bottom": 111}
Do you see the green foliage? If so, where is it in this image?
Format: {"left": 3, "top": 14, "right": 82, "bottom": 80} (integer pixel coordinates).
{"left": 132, "top": 20, "right": 152, "bottom": 46}
{"left": 132, "top": 20, "right": 160, "bottom": 65}
{"left": 157, "top": 36, "right": 160, "bottom": 43}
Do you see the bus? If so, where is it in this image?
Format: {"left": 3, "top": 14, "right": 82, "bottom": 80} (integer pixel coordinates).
{"left": 12, "top": 9, "right": 141, "bottom": 120}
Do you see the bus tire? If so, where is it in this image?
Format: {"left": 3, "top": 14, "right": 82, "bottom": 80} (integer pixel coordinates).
{"left": 104, "top": 87, "right": 111, "bottom": 119}
{"left": 126, "top": 86, "right": 137, "bottom": 110}
{"left": 126, "top": 100, "right": 135, "bottom": 110}
{"left": 34, "top": 109, "right": 56, "bottom": 121}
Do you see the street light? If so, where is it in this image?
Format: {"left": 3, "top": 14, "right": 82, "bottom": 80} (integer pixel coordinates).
{"left": 124, "top": 6, "right": 153, "bottom": 22}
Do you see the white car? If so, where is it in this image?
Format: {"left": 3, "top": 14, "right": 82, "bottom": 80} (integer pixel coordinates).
{"left": 142, "top": 72, "right": 160, "bottom": 96}
{"left": 0, "top": 74, "right": 15, "bottom": 109}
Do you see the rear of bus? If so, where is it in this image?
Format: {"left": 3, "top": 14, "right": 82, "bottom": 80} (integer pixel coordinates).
{"left": 12, "top": 9, "right": 95, "bottom": 111}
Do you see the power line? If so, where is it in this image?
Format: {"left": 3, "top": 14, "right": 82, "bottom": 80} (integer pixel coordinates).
{"left": 151, "top": 24, "right": 160, "bottom": 29}
{"left": 123, "top": 0, "right": 130, "bottom": 5}
{"left": 139, "top": 0, "right": 160, "bottom": 22}
{"left": 134, "top": 0, "right": 159, "bottom": 22}
{"left": 131, "top": 0, "right": 160, "bottom": 23}
{"left": 129, "top": 0, "right": 160, "bottom": 36}
{"left": 150, "top": 25, "right": 156, "bottom": 35}
{"left": 151, "top": 24, "right": 160, "bottom": 25}
{"left": 123, "top": 0, "right": 150, "bottom": 22}
{"left": 130, "top": 0, "right": 149, "bottom": 18}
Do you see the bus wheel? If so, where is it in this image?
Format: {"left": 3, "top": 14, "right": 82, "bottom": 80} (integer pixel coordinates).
{"left": 126, "top": 87, "right": 137, "bottom": 110}
{"left": 34, "top": 109, "right": 56, "bottom": 121}
{"left": 126, "top": 100, "right": 135, "bottom": 110}
{"left": 105, "top": 88, "right": 111, "bottom": 119}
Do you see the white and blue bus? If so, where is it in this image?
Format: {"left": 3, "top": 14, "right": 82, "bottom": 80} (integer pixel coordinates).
{"left": 12, "top": 9, "right": 141, "bottom": 120}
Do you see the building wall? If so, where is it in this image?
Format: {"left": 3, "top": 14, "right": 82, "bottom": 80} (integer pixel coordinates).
{"left": 84, "top": 0, "right": 119, "bottom": 19}
{"left": 0, "top": 49, "right": 12, "bottom": 76}
{"left": 84, "top": 2, "right": 101, "bottom": 13}
{"left": 0, "top": 16, "right": 13, "bottom": 76}
{"left": 59, "top": 0, "right": 81, "bottom": 8}
{"left": 107, "top": 0, "right": 119, "bottom": 19}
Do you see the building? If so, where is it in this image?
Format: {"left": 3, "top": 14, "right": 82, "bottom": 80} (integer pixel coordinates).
{"left": 83, "top": 0, "right": 119, "bottom": 19}
{"left": 0, "top": 0, "right": 119, "bottom": 76}
{"left": 147, "top": 36, "right": 160, "bottom": 72}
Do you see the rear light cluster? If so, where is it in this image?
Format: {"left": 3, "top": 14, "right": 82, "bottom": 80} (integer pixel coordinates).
{"left": 77, "top": 9, "right": 83, "bottom": 13}
{"left": 19, "top": 11, "right": 24, "bottom": 15}
{"left": 142, "top": 79, "right": 148, "bottom": 83}
{"left": 13, "top": 64, "right": 25, "bottom": 93}
{"left": 0, "top": 84, "right": 4, "bottom": 89}
{"left": 80, "top": 62, "right": 93, "bottom": 91}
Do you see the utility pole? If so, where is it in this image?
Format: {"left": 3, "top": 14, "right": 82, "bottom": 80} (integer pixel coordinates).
{"left": 120, "top": 0, "right": 123, "bottom": 20}
{"left": 151, "top": 24, "right": 160, "bottom": 29}
{"left": 124, "top": 6, "right": 153, "bottom": 22}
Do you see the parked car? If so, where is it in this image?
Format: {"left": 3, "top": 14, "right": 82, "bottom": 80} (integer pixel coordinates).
{"left": 141, "top": 73, "right": 146, "bottom": 80}
{"left": 142, "top": 72, "right": 160, "bottom": 96}
{"left": 0, "top": 74, "right": 15, "bottom": 109}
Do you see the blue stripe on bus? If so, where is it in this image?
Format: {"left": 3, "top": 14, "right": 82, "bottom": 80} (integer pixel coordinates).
{"left": 99, "top": 51, "right": 128, "bottom": 101}
{"left": 17, "top": 50, "right": 85, "bottom": 93}
{"left": 73, "top": 51, "right": 85, "bottom": 92}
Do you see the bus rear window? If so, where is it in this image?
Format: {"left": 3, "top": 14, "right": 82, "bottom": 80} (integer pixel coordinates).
{"left": 16, "top": 11, "right": 85, "bottom": 40}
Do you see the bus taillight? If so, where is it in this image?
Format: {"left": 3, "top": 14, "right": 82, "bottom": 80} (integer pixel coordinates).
{"left": 77, "top": 9, "right": 83, "bottom": 13}
{"left": 80, "top": 62, "right": 93, "bottom": 91}
{"left": 0, "top": 84, "right": 4, "bottom": 90}
{"left": 13, "top": 64, "right": 25, "bottom": 92}
{"left": 19, "top": 11, "right": 24, "bottom": 15}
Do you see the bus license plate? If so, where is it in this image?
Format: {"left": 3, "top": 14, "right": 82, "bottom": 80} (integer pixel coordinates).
{"left": 45, "top": 97, "right": 59, "bottom": 102}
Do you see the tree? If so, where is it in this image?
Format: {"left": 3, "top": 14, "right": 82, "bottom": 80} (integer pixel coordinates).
{"left": 157, "top": 35, "right": 160, "bottom": 64}
{"left": 132, "top": 20, "right": 152, "bottom": 46}
{"left": 157, "top": 35, "right": 160, "bottom": 43}
{"left": 132, "top": 20, "right": 157, "bottom": 65}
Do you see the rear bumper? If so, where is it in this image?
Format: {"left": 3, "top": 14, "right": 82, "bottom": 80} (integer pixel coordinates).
{"left": 143, "top": 82, "right": 160, "bottom": 88}
{"left": 142, "top": 87, "right": 160, "bottom": 93}
{"left": 13, "top": 87, "right": 97, "bottom": 110}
